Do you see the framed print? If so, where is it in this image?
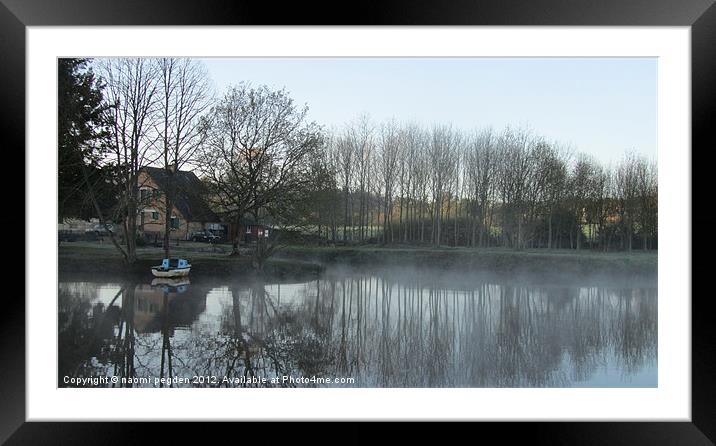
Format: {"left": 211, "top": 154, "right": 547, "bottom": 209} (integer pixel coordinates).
{"left": 5, "top": 0, "right": 713, "bottom": 443}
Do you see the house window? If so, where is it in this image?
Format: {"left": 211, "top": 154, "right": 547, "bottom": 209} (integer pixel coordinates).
{"left": 171, "top": 217, "right": 180, "bottom": 229}
{"left": 140, "top": 189, "right": 151, "bottom": 201}
{"left": 152, "top": 212, "right": 159, "bottom": 221}
{"left": 152, "top": 190, "right": 161, "bottom": 199}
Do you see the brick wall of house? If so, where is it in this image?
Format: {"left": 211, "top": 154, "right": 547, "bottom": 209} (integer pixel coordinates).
{"left": 136, "top": 171, "right": 191, "bottom": 240}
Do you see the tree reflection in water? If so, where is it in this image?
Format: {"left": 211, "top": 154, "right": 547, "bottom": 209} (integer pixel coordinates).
{"left": 58, "top": 269, "right": 656, "bottom": 388}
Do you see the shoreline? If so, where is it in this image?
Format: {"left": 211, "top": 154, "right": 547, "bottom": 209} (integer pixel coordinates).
{"left": 58, "top": 243, "right": 657, "bottom": 283}
{"left": 275, "top": 245, "right": 657, "bottom": 276}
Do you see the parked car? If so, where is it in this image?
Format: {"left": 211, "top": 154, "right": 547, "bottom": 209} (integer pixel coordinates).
{"left": 85, "top": 223, "right": 115, "bottom": 236}
{"left": 190, "top": 230, "right": 220, "bottom": 243}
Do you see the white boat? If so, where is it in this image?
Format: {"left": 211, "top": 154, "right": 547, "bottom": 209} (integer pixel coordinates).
{"left": 151, "top": 258, "right": 191, "bottom": 278}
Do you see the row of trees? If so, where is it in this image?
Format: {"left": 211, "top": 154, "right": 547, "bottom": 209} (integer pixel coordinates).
{"left": 309, "top": 120, "right": 657, "bottom": 251}
{"left": 59, "top": 58, "right": 657, "bottom": 268}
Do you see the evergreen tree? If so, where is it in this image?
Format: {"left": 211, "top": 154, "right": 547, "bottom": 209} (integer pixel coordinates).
{"left": 58, "top": 58, "right": 109, "bottom": 221}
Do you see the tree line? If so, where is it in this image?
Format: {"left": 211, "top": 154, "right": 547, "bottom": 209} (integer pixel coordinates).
{"left": 310, "top": 119, "right": 657, "bottom": 251}
{"left": 59, "top": 57, "right": 657, "bottom": 266}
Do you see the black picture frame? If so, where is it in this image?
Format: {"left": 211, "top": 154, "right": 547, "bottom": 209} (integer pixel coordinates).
{"left": 5, "top": 0, "right": 712, "bottom": 443}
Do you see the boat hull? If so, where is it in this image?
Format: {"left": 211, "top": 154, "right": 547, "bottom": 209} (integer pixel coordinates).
{"left": 151, "top": 267, "right": 191, "bottom": 278}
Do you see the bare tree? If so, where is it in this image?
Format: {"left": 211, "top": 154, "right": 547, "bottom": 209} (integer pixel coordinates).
{"left": 496, "top": 126, "right": 534, "bottom": 249}
{"left": 635, "top": 157, "right": 658, "bottom": 250}
{"left": 410, "top": 129, "right": 430, "bottom": 243}
{"left": 567, "top": 154, "right": 598, "bottom": 250}
{"left": 377, "top": 120, "right": 401, "bottom": 244}
{"left": 396, "top": 124, "right": 420, "bottom": 243}
{"left": 99, "top": 58, "right": 162, "bottom": 264}
{"left": 429, "top": 125, "right": 459, "bottom": 246}
{"left": 466, "top": 128, "right": 497, "bottom": 247}
{"left": 615, "top": 152, "right": 640, "bottom": 251}
{"left": 304, "top": 136, "right": 339, "bottom": 243}
{"left": 541, "top": 143, "right": 568, "bottom": 249}
{"left": 156, "top": 58, "right": 212, "bottom": 258}
{"left": 587, "top": 164, "right": 611, "bottom": 250}
{"left": 335, "top": 131, "right": 355, "bottom": 242}
{"left": 348, "top": 114, "right": 374, "bottom": 242}
{"left": 198, "top": 83, "right": 322, "bottom": 264}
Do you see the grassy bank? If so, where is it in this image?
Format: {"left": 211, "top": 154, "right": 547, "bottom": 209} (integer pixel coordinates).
{"left": 275, "top": 245, "right": 658, "bottom": 277}
{"left": 58, "top": 241, "right": 657, "bottom": 279}
{"left": 58, "top": 242, "right": 322, "bottom": 280}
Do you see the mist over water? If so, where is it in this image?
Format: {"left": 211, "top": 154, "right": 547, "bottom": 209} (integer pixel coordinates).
{"left": 58, "top": 266, "right": 657, "bottom": 388}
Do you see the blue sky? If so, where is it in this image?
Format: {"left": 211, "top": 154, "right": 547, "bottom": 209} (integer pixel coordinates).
{"left": 201, "top": 57, "right": 656, "bottom": 165}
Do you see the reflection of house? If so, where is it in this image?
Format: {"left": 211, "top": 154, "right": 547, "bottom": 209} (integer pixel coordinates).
{"left": 137, "top": 166, "right": 225, "bottom": 241}
{"left": 132, "top": 284, "right": 174, "bottom": 333}
{"left": 130, "top": 284, "right": 208, "bottom": 334}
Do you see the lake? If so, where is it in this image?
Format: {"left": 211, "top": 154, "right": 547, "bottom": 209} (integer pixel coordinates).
{"left": 58, "top": 266, "right": 657, "bottom": 388}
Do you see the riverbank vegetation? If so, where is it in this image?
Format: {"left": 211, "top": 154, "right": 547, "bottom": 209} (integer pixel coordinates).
{"left": 58, "top": 242, "right": 321, "bottom": 279}
{"left": 59, "top": 242, "right": 656, "bottom": 279}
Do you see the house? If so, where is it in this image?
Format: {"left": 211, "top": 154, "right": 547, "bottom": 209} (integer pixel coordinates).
{"left": 137, "top": 166, "right": 225, "bottom": 241}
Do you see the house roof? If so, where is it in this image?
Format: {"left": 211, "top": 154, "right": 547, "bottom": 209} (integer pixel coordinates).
{"left": 142, "top": 166, "right": 219, "bottom": 223}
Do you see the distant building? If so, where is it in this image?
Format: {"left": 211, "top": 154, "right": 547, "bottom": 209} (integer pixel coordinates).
{"left": 137, "top": 166, "right": 225, "bottom": 241}
{"left": 231, "top": 216, "right": 272, "bottom": 245}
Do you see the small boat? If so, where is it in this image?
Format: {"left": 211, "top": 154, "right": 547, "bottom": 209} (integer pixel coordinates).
{"left": 151, "top": 258, "right": 191, "bottom": 278}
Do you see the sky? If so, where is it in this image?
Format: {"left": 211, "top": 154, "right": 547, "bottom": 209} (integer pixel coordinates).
{"left": 200, "top": 57, "right": 657, "bottom": 166}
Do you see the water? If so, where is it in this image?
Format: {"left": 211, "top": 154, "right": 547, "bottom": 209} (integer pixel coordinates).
{"left": 58, "top": 267, "right": 657, "bottom": 388}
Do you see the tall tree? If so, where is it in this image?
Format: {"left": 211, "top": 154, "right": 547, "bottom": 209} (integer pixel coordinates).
{"left": 348, "top": 114, "right": 374, "bottom": 242}
{"left": 567, "top": 154, "right": 597, "bottom": 250}
{"left": 540, "top": 144, "right": 567, "bottom": 249}
{"left": 429, "top": 125, "right": 459, "bottom": 246}
{"left": 635, "top": 157, "right": 658, "bottom": 250}
{"left": 156, "top": 58, "right": 212, "bottom": 258}
{"left": 99, "top": 58, "right": 162, "bottom": 264}
{"left": 466, "top": 128, "right": 496, "bottom": 247}
{"left": 198, "top": 83, "right": 322, "bottom": 263}
{"left": 378, "top": 120, "right": 401, "bottom": 244}
{"left": 615, "top": 152, "right": 640, "bottom": 251}
{"left": 335, "top": 131, "right": 355, "bottom": 242}
{"left": 496, "top": 126, "right": 533, "bottom": 249}
{"left": 58, "top": 58, "right": 109, "bottom": 222}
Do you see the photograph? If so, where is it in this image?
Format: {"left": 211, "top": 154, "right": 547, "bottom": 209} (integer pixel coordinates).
{"left": 15, "top": 21, "right": 700, "bottom": 433}
{"left": 2, "top": 0, "right": 711, "bottom": 437}
{"left": 57, "top": 56, "right": 658, "bottom": 389}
